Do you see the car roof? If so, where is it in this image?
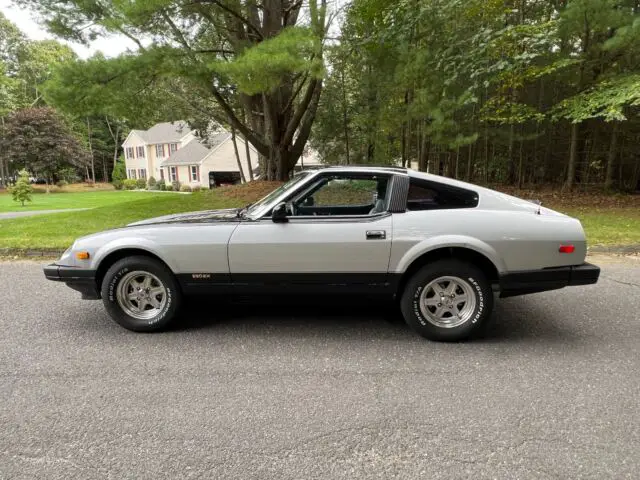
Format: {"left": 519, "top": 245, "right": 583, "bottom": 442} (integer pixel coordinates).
{"left": 298, "top": 165, "right": 476, "bottom": 188}
{"left": 299, "top": 165, "right": 409, "bottom": 175}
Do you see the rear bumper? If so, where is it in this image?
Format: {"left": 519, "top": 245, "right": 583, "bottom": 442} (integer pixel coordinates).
{"left": 499, "top": 262, "right": 600, "bottom": 298}
{"left": 44, "top": 264, "right": 100, "bottom": 300}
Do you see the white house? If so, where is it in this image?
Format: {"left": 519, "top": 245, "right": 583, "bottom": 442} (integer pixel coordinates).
{"left": 122, "top": 121, "right": 259, "bottom": 188}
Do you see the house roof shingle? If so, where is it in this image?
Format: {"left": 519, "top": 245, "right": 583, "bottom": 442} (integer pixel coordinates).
{"left": 160, "top": 139, "right": 211, "bottom": 167}
{"left": 206, "top": 132, "right": 232, "bottom": 149}
{"left": 134, "top": 121, "right": 191, "bottom": 144}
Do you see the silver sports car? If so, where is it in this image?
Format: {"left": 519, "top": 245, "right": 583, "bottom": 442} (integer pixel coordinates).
{"left": 44, "top": 166, "right": 600, "bottom": 341}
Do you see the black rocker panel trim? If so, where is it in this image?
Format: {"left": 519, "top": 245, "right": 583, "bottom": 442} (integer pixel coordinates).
{"left": 177, "top": 273, "right": 399, "bottom": 295}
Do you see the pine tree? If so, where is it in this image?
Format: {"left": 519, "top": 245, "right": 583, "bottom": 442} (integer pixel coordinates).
{"left": 10, "top": 169, "right": 33, "bottom": 206}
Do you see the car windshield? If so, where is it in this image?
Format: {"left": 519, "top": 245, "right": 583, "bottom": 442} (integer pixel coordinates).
{"left": 245, "top": 171, "right": 311, "bottom": 217}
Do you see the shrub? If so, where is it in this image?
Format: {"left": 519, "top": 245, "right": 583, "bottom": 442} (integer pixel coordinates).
{"left": 123, "top": 179, "right": 137, "bottom": 190}
{"left": 136, "top": 178, "right": 146, "bottom": 189}
{"left": 112, "top": 155, "right": 126, "bottom": 190}
{"left": 159, "top": 182, "right": 166, "bottom": 191}
{"left": 57, "top": 167, "right": 79, "bottom": 184}
{"left": 191, "top": 185, "right": 202, "bottom": 192}
{"left": 180, "top": 184, "right": 192, "bottom": 192}
{"left": 147, "top": 176, "right": 157, "bottom": 188}
{"left": 56, "top": 180, "right": 69, "bottom": 188}
{"left": 10, "top": 169, "right": 33, "bottom": 206}
{"left": 172, "top": 180, "right": 181, "bottom": 191}
{"left": 165, "top": 183, "right": 174, "bottom": 191}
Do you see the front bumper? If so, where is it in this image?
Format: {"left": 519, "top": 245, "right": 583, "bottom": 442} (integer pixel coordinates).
{"left": 44, "top": 264, "right": 100, "bottom": 299}
{"left": 499, "top": 262, "right": 600, "bottom": 298}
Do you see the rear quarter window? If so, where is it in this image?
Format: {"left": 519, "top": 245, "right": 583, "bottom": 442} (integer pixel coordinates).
{"left": 406, "top": 179, "right": 478, "bottom": 211}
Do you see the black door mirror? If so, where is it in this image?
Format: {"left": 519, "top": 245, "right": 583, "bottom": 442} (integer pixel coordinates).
{"left": 272, "top": 202, "right": 288, "bottom": 223}
{"left": 302, "top": 196, "right": 314, "bottom": 207}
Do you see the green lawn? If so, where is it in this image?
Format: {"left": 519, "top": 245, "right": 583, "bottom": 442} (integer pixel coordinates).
{"left": 0, "top": 186, "right": 637, "bottom": 250}
{"left": 561, "top": 208, "right": 640, "bottom": 247}
{"left": 0, "top": 190, "right": 168, "bottom": 213}
{"left": 0, "top": 191, "right": 240, "bottom": 249}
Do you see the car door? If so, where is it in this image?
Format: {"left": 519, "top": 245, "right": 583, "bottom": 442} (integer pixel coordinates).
{"left": 228, "top": 172, "right": 394, "bottom": 292}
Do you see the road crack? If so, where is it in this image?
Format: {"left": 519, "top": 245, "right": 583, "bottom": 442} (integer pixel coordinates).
{"left": 601, "top": 276, "right": 640, "bottom": 288}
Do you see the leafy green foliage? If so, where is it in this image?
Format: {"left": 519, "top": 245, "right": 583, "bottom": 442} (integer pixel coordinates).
{"left": 135, "top": 178, "right": 146, "bottom": 189}
{"left": 112, "top": 155, "right": 126, "bottom": 190}
{"left": 10, "top": 169, "right": 33, "bottom": 206}
{"left": 56, "top": 166, "right": 79, "bottom": 184}
{"left": 0, "top": 107, "right": 89, "bottom": 183}
{"left": 312, "top": 0, "right": 640, "bottom": 189}
{"left": 211, "top": 27, "right": 324, "bottom": 95}
{"left": 123, "top": 179, "right": 137, "bottom": 190}
{"left": 20, "top": 0, "right": 332, "bottom": 180}
{"left": 553, "top": 75, "right": 640, "bottom": 122}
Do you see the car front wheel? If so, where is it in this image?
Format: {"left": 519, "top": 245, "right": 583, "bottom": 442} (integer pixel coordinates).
{"left": 400, "top": 259, "right": 493, "bottom": 341}
{"left": 100, "top": 256, "right": 182, "bottom": 332}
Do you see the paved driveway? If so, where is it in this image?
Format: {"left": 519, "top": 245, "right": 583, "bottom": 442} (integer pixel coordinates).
{"left": 0, "top": 257, "right": 638, "bottom": 479}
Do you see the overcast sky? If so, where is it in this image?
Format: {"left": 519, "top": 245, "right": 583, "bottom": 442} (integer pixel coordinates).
{"left": 0, "top": 0, "right": 137, "bottom": 59}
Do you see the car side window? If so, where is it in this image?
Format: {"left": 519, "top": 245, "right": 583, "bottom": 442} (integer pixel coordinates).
{"left": 406, "top": 179, "right": 478, "bottom": 211}
{"left": 313, "top": 179, "right": 378, "bottom": 206}
{"left": 291, "top": 174, "right": 390, "bottom": 216}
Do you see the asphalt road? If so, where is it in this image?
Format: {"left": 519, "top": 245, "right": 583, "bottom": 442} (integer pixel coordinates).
{"left": 1, "top": 257, "right": 639, "bottom": 479}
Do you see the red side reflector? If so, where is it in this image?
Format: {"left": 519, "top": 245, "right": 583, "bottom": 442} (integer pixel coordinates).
{"left": 559, "top": 245, "right": 575, "bottom": 254}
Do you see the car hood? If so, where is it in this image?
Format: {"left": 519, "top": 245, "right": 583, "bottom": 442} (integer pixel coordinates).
{"left": 126, "top": 208, "right": 242, "bottom": 226}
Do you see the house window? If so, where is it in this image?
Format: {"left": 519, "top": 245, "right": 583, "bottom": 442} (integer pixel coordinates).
{"left": 155, "top": 144, "right": 164, "bottom": 157}
{"left": 138, "top": 169, "right": 147, "bottom": 180}
{"left": 128, "top": 169, "right": 137, "bottom": 180}
{"left": 169, "top": 166, "right": 177, "bottom": 182}
{"left": 136, "top": 146, "right": 145, "bottom": 158}
{"left": 160, "top": 169, "right": 164, "bottom": 180}
{"left": 126, "top": 147, "right": 135, "bottom": 159}
{"left": 169, "top": 143, "right": 178, "bottom": 154}
{"left": 190, "top": 165, "right": 198, "bottom": 182}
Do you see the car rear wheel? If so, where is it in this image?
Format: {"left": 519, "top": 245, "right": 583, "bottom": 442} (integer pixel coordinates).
{"left": 400, "top": 259, "right": 493, "bottom": 341}
{"left": 100, "top": 256, "right": 182, "bottom": 332}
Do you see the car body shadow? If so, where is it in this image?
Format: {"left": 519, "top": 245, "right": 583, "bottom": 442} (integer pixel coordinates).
{"left": 167, "top": 293, "right": 579, "bottom": 345}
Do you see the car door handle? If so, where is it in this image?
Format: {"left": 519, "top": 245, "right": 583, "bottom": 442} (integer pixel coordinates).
{"left": 366, "top": 230, "right": 386, "bottom": 240}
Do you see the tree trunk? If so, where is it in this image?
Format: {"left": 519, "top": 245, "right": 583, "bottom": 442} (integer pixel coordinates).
{"left": 455, "top": 147, "right": 460, "bottom": 179}
{"left": 517, "top": 128, "right": 524, "bottom": 189}
{"left": 0, "top": 117, "right": 6, "bottom": 188}
{"left": 508, "top": 121, "right": 515, "bottom": 184}
{"left": 565, "top": 15, "right": 590, "bottom": 190}
{"left": 565, "top": 122, "right": 579, "bottom": 190}
{"left": 483, "top": 124, "right": 489, "bottom": 184}
{"left": 86, "top": 118, "right": 95, "bottom": 183}
{"left": 466, "top": 144, "right": 474, "bottom": 182}
{"left": 604, "top": 122, "right": 618, "bottom": 190}
{"left": 401, "top": 124, "right": 407, "bottom": 168}
{"left": 340, "top": 67, "right": 350, "bottom": 165}
{"left": 230, "top": 125, "right": 246, "bottom": 183}
{"left": 244, "top": 135, "right": 254, "bottom": 181}
{"left": 419, "top": 128, "right": 430, "bottom": 172}
{"left": 0, "top": 157, "right": 5, "bottom": 188}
